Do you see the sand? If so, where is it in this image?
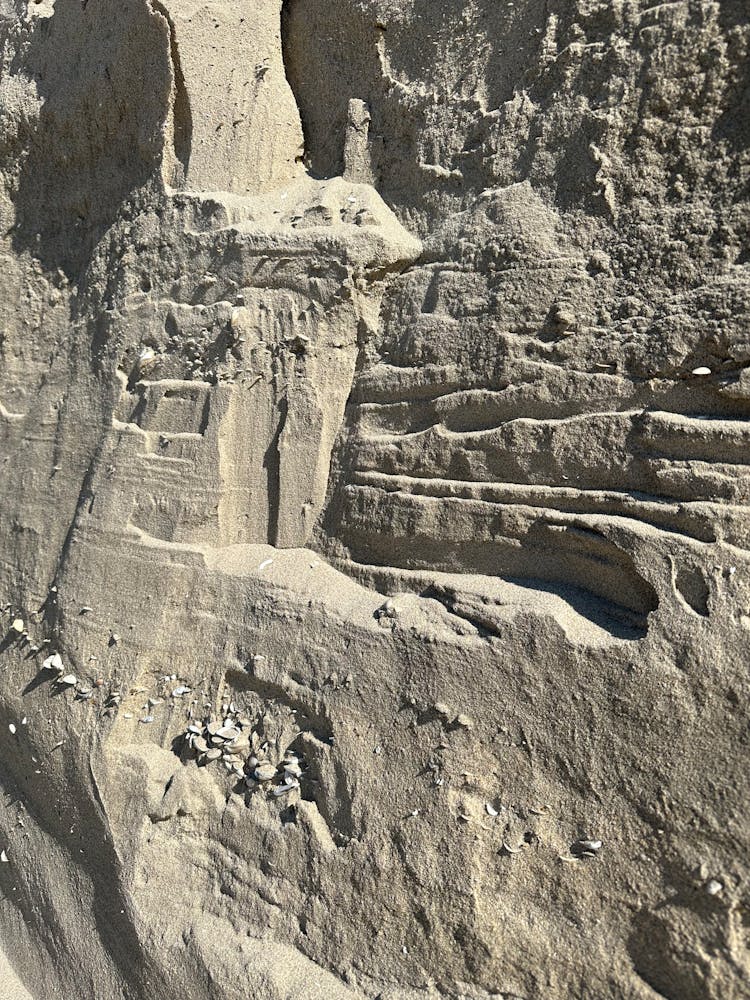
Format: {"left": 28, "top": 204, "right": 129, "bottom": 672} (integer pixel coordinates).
{"left": 0, "top": 1, "right": 748, "bottom": 998}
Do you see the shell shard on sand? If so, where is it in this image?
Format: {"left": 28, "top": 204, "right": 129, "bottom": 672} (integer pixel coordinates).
{"left": 42, "top": 653, "right": 64, "bottom": 673}
{"left": 254, "top": 762, "right": 277, "bottom": 782}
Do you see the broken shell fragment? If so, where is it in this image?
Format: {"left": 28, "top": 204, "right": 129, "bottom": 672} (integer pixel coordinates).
{"left": 485, "top": 802, "right": 498, "bottom": 817}
{"left": 272, "top": 780, "right": 300, "bottom": 797}
{"left": 254, "top": 762, "right": 277, "bottom": 782}
{"left": 576, "top": 839, "right": 602, "bottom": 853}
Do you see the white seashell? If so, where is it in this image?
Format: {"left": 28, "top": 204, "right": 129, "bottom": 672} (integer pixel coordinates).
{"left": 193, "top": 737, "right": 209, "bottom": 754}
{"left": 187, "top": 724, "right": 202, "bottom": 735}
{"left": 205, "top": 748, "right": 222, "bottom": 761}
{"left": 8, "top": 724, "right": 16, "bottom": 735}
{"left": 58, "top": 674, "right": 77, "bottom": 687}
{"left": 0, "top": 850, "right": 7, "bottom": 863}
{"left": 272, "top": 780, "right": 299, "bottom": 797}
{"left": 705, "top": 878, "right": 723, "bottom": 896}
{"left": 485, "top": 802, "right": 498, "bottom": 817}
{"left": 216, "top": 726, "right": 240, "bottom": 741}
{"left": 254, "top": 762, "right": 277, "bottom": 782}
{"left": 42, "top": 653, "right": 64, "bottom": 673}
{"left": 172, "top": 686, "right": 191, "bottom": 697}
{"left": 258, "top": 558, "right": 274, "bottom": 571}
{"left": 691, "top": 366, "right": 711, "bottom": 376}
{"left": 139, "top": 716, "right": 154, "bottom": 724}
{"left": 577, "top": 839, "right": 602, "bottom": 852}
{"left": 10, "top": 618, "right": 24, "bottom": 633}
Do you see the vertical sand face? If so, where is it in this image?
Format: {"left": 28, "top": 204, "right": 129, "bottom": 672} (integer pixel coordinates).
{"left": 0, "top": 2, "right": 749, "bottom": 999}
{"left": 155, "top": 0, "right": 304, "bottom": 194}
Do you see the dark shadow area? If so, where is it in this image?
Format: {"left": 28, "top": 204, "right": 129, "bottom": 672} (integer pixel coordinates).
{"left": 10, "top": 0, "right": 173, "bottom": 278}
{"left": 280, "top": 0, "right": 444, "bottom": 214}
{"left": 714, "top": 2, "right": 750, "bottom": 156}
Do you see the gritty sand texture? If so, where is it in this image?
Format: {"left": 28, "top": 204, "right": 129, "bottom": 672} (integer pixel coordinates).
{"left": 0, "top": 1, "right": 748, "bottom": 998}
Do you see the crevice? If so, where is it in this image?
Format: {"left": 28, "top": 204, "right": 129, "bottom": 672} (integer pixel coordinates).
{"left": 151, "top": 0, "right": 192, "bottom": 186}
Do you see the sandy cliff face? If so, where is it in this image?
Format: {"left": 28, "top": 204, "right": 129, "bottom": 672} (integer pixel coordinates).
{"left": 0, "top": 2, "right": 748, "bottom": 998}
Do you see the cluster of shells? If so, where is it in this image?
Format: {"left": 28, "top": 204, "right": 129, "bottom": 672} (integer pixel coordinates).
{"left": 181, "top": 709, "right": 304, "bottom": 798}
{"left": 40, "top": 651, "right": 103, "bottom": 701}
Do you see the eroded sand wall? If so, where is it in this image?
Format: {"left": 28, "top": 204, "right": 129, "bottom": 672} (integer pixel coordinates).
{"left": 0, "top": 2, "right": 748, "bottom": 999}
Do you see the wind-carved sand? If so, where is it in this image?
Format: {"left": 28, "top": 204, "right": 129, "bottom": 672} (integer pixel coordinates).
{"left": 0, "top": 2, "right": 748, "bottom": 999}
{"left": 98, "top": 1, "right": 420, "bottom": 550}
